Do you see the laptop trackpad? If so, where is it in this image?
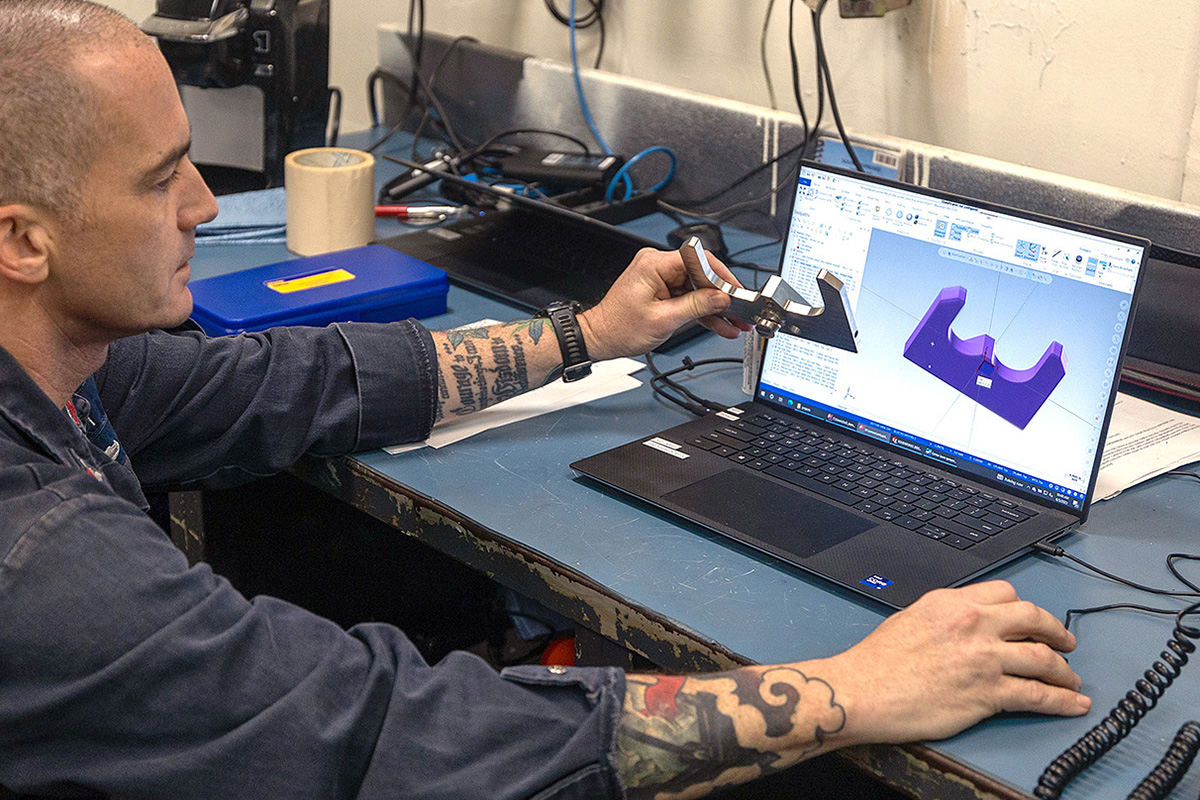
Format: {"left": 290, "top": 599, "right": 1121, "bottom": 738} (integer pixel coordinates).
{"left": 663, "top": 469, "right": 874, "bottom": 559}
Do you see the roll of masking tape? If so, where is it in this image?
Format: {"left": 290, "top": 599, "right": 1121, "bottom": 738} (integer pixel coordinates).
{"left": 284, "top": 147, "right": 375, "bottom": 256}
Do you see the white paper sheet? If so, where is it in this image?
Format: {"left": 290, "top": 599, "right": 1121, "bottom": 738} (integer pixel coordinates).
{"left": 1095, "top": 392, "right": 1200, "bottom": 500}
{"left": 384, "top": 357, "right": 645, "bottom": 454}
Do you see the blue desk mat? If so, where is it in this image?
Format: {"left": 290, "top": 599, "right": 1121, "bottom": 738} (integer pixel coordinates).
{"left": 188, "top": 130, "right": 1200, "bottom": 800}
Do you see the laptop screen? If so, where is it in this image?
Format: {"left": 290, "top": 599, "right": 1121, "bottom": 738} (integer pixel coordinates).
{"left": 755, "top": 163, "right": 1147, "bottom": 513}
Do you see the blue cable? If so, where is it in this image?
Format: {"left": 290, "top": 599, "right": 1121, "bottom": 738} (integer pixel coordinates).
{"left": 569, "top": 0, "right": 637, "bottom": 198}
{"left": 569, "top": 0, "right": 612, "bottom": 155}
{"left": 604, "top": 146, "right": 677, "bottom": 202}
{"left": 570, "top": 0, "right": 677, "bottom": 201}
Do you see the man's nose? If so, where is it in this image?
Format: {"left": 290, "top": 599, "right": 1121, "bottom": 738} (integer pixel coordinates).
{"left": 179, "top": 157, "right": 219, "bottom": 230}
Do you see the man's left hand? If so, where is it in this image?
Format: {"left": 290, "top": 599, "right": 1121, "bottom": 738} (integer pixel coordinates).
{"left": 579, "top": 247, "right": 752, "bottom": 361}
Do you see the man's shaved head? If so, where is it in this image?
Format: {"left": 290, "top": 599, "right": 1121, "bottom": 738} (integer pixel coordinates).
{"left": 0, "top": 0, "right": 157, "bottom": 214}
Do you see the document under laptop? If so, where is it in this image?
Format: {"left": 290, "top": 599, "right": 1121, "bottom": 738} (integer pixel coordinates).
{"left": 572, "top": 162, "right": 1149, "bottom": 607}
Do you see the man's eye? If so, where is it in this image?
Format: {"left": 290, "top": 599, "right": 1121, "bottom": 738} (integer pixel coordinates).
{"left": 156, "top": 169, "right": 182, "bottom": 190}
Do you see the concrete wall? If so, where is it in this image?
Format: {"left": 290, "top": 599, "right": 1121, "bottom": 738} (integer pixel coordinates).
{"left": 108, "top": 0, "right": 1200, "bottom": 204}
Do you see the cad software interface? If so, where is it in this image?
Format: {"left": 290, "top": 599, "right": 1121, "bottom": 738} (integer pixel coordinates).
{"left": 757, "top": 166, "right": 1144, "bottom": 511}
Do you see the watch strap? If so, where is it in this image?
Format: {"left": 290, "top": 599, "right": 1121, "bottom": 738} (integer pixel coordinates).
{"left": 537, "top": 301, "right": 591, "bottom": 382}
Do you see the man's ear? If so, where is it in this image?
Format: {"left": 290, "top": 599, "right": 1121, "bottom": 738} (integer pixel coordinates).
{"left": 0, "top": 204, "right": 52, "bottom": 285}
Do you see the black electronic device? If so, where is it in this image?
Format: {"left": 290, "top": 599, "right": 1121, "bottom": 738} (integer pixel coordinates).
{"left": 375, "top": 155, "right": 705, "bottom": 352}
{"left": 498, "top": 148, "right": 623, "bottom": 188}
{"left": 1120, "top": 243, "right": 1200, "bottom": 406}
{"left": 380, "top": 153, "right": 465, "bottom": 203}
{"left": 141, "top": 0, "right": 330, "bottom": 190}
{"left": 667, "top": 222, "right": 730, "bottom": 262}
{"left": 572, "top": 161, "right": 1149, "bottom": 609}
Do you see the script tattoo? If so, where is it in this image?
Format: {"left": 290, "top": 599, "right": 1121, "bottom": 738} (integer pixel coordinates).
{"left": 435, "top": 366, "right": 450, "bottom": 423}
{"left": 617, "top": 668, "right": 846, "bottom": 799}
{"left": 437, "top": 322, "right": 534, "bottom": 418}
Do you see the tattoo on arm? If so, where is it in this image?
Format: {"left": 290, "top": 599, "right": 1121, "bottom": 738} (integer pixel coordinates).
{"left": 616, "top": 668, "right": 846, "bottom": 799}
{"left": 435, "top": 320, "right": 548, "bottom": 420}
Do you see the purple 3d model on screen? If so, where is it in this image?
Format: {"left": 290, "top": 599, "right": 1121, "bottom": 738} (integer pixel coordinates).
{"left": 903, "top": 286, "right": 1066, "bottom": 429}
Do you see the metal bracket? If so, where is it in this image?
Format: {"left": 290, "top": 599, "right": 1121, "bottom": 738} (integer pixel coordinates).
{"left": 679, "top": 236, "right": 859, "bottom": 352}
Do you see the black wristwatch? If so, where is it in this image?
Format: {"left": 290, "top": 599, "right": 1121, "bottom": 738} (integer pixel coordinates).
{"left": 536, "top": 300, "right": 592, "bottom": 382}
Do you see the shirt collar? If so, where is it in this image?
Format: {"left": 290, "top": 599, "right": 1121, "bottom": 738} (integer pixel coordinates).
{"left": 0, "top": 343, "right": 84, "bottom": 464}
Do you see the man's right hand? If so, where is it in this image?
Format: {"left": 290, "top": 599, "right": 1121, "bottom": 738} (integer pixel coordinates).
{"left": 617, "top": 581, "right": 1088, "bottom": 799}
{"left": 821, "top": 580, "right": 1089, "bottom": 747}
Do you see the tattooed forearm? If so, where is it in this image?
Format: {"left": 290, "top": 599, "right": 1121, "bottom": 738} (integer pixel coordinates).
{"left": 617, "top": 667, "right": 846, "bottom": 799}
{"left": 432, "top": 319, "right": 558, "bottom": 422}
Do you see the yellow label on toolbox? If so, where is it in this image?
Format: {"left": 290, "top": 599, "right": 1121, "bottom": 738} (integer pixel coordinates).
{"left": 266, "top": 268, "right": 356, "bottom": 294}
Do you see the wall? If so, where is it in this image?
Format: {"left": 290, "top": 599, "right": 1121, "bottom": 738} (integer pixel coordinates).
{"left": 108, "top": 0, "right": 1200, "bottom": 204}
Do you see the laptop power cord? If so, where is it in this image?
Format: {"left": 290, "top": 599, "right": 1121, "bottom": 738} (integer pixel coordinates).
{"left": 1032, "top": 541, "right": 1200, "bottom": 599}
{"left": 644, "top": 352, "right": 743, "bottom": 416}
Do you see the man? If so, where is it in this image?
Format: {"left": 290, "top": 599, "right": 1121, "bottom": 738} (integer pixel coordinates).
{"left": 0, "top": 2, "right": 1090, "bottom": 798}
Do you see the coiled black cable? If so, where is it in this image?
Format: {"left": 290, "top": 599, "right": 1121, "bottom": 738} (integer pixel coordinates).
{"left": 1126, "top": 720, "right": 1200, "bottom": 800}
{"left": 1034, "top": 600, "right": 1200, "bottom": 799}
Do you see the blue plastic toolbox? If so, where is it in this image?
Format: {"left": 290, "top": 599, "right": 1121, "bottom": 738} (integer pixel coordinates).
{"left": 189, "top": 245, "right": 449, "bottom": 335}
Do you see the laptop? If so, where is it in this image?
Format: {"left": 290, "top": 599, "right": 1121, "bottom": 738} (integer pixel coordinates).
{"left": 572, "top": 161, "right": 1149, "bottom": 608}
{"left": 378, "top": 166, "right": 703, "bottom": 349}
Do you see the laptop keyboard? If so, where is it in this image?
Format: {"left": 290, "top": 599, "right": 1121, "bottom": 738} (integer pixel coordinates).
{"left": 685, "top": 411, "right": 1039, "bottom": 551}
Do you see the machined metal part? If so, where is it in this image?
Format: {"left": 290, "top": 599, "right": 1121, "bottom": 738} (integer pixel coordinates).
{"left": 679, "top": 236, "right": 859, "bottom": 352}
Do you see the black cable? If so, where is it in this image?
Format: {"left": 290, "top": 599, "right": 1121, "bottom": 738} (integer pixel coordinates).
{"left": 728, "top": 240, "right": 782, "bottom": 260}
{"left": 718, "top": 205, "right": 787, "bottom": 239}
{"left": 809, "top": 4, "right": 826, "bottom": 136}
{"left": 645, "top": 353, "right": 743, "bottom": 417}
{"left": 364, "top": 70, "right": 417, "bottom": 154}
{"left": 1168, "top": 552, "right": 1200, "bottom": 593}
{"left": 1034, "top": 542, "right": 1200, "bottom": 598}
{"left": 711, "top": 159, "right": 804, "bottom": 221}
{"left": 588, "top": 6, "right": 606, "bottom": 70}
{"left": 1034, "top": 477, "right": 1200, "bottom": 797}
{"left": 760, "top": 0, "right": 778, "bottom": 109}
{"left": 472, "top": 127, "right": 591, "bottom": 156}
{"left": 366, "top": 68, "right": 406, "bottom": 129}
{"left": 326, "top": 86, "right": 342, "bottom": 147}
{"left": 1064, "top": 603, "right": 1184, "bottom": 632}
{"left": 664, "top": 0, "right": 848, "bottom": 217}
{"left": 407, "top": 0, "right": 425, "bottom": 109}
{"left": 787, "top": 0, "right": 810, "bottom": 142}
{"left": 545, "top": 0, "right": 605, "bottom": 68}
{"left": 544, "top": 0, "right": 602, "bottom": 27}
{"left": 645, "top": 352, "right": 708, "bottom": 415}
{"left": 812, "top": 0, "right": 864, "bottom": 172}
{"left": 410, "top": 0, "right": 425, "bottom": 67}
{"left": 667, "top": 0, "right": 828, "bottom": 215}
{"left": 1126, "top": 721, "right": 1200, "bottom": 800}
{"left": 663, "top": 129, "right": 811, "bottom": 213}
{"left": 408, "top": 35, "right": 478, "bottom": 158}
{"left": 364, "top": 64, "right": 464, "bottom": 157}
{"left": 1034, "top": 600, "right": 1200, "bottom": 799}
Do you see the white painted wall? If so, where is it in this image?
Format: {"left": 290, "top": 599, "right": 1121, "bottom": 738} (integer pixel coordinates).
{"left": 108, "top": 0, "right": 1200, "bottom": 203}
